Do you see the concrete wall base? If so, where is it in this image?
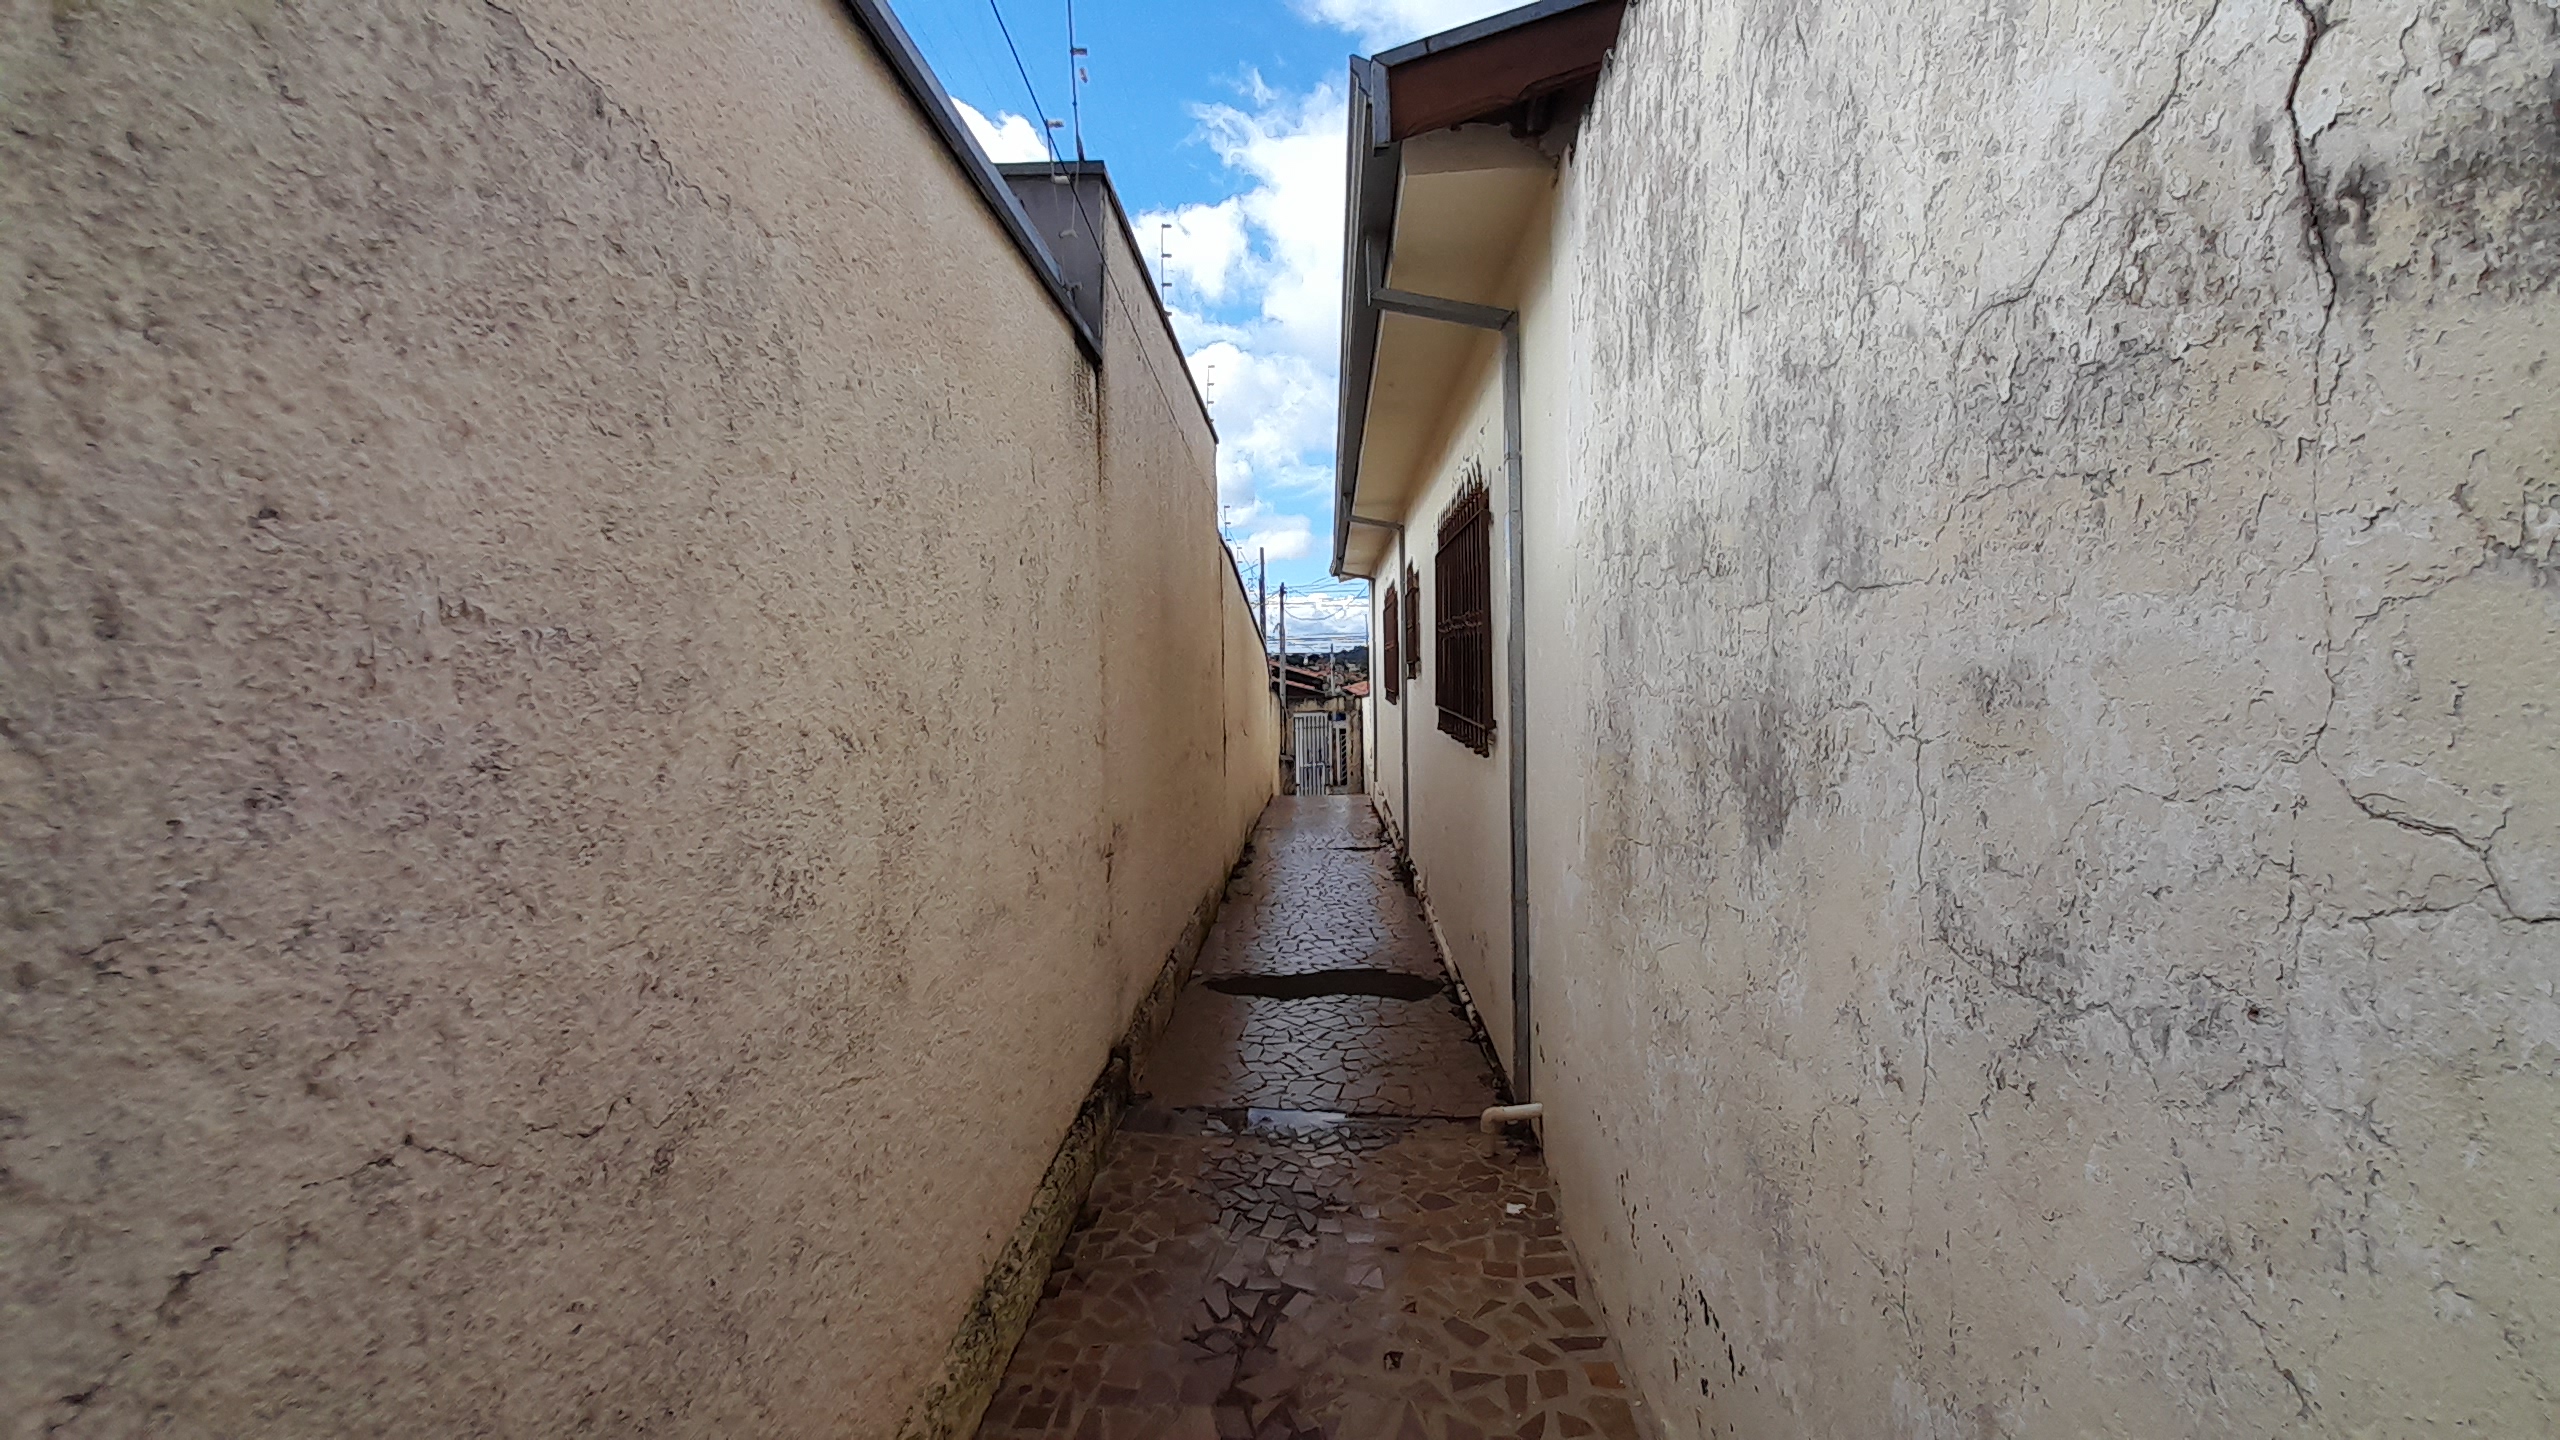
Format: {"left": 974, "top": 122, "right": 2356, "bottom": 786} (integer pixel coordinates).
{"left": 895, "top": 819, "right": 1263, "bottom": 1440}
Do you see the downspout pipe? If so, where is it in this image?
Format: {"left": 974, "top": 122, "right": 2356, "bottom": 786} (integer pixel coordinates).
{"left": 1344, "top": 515, "right": 1412, "bottom": 859}
{"left": 1365, "top": 257, "right": 1535, "bottom": 1105}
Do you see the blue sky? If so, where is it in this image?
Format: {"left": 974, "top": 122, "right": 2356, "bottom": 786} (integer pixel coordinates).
{"left": 897, "top": 0, "right": 1515, "bottom": 650}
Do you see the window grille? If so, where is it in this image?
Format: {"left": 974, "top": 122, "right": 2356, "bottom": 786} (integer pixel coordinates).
{"left": 1434, "top": 474, "right": 1495, "bottom": 755}
{"left": 1381, "top": 585, "right": 1402, "bottom": 703}
{"left": 1402, "top": 562, "right": 1421, "bottom": 680}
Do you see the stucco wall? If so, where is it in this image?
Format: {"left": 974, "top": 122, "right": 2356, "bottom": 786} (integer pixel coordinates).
{"left": 1089, "top": 182, "right": 1273, "bottom": 1021}
{"left": 1226, "top": 561, "right": 1281, "bottom": 850}
{"left": 0, "top": 2, "right": 1269, "bottom": 1434}
{"left": 1532, "top": 0, "right": 2560, "bottom": 1435}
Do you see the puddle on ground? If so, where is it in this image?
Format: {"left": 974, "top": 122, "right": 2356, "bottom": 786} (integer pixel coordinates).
{"left": 982, "top": 800, "right": 1649, "bottom": 1440}
{"left": 1214, "top": 1106, "right": 1357, "bottom": 1137}
{"left": 1203, "top": 968, "right": 1445, "bottom": 1001}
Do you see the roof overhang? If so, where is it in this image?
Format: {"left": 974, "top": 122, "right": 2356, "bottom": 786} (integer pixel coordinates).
{"left": 1331, "top": 0, "right": 1626, "bottom": 577}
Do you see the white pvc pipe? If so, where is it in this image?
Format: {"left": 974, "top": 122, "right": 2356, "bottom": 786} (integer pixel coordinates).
{"left": 1480, "top": 1102, "right": 1543, "bottom": 1133}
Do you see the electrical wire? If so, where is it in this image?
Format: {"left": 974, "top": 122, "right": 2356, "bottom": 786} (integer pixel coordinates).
{"left": 982, "top": 1, "right": 1270, "bottom": 562}
{"left": 985, "top": 0, "right": 1061, "bottom": 163}
{"left": 984, "top": 1, "right": 1213, "bottom": 448}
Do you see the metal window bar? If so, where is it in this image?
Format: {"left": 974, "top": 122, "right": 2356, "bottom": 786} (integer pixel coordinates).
{"left": 1381, "top": 585, "right": 1402, "bottom": 703}
{"left": 1402, "top": 561, "right": 1422, "bottom": 679}
{"left": 1435, "top": 478, "right": 1495, "bottom": 755}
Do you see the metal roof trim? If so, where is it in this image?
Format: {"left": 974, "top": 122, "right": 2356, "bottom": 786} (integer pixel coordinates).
{"left": 1371, "top": 0, "right": 1614, "bottom": 66}
{"left": 1330, "top": 0, "right": 1624, "bottom": 574}
{"left": 1330, "top": 56, "right": 1400, "bottom": 576}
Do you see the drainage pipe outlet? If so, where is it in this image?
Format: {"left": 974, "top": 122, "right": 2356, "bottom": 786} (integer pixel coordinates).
{"left": 1479, "top": 1103, "right": 1543, "bottom": 1133}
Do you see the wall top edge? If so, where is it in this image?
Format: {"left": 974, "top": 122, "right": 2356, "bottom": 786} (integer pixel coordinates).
{"left": 833, "top": 0, "right": 1103, "bottom": 361}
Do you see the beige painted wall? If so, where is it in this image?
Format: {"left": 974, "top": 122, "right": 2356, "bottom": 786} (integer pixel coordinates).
{"left": 1366, "top": 184, "right": 1569, "bottom": 1085}
{"left": 1367, "top": 330, "right": 1520, "bottom": 1072}
{"left": 1524, "top": 0, "right": 2559, "bottom": 1435}
{"left": 1225, "top": 556, "right": 1282, "bottom": 851}
{"left": 0, "top": 2, "right": 1270, "bottom": 1435}
{"left": 1088, "top": 176, "right": 1275, "bottom": 1022}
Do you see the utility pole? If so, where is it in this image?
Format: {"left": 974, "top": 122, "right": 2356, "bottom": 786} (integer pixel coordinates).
{"left": 1331, "top": 638, "right": 1351, "bottom": 789}
{"left": 1257, "top": 549, "right": 1266, "bottom": 639}
{"left": 1276, "top": 583, "right": 1289, "bottom": 781}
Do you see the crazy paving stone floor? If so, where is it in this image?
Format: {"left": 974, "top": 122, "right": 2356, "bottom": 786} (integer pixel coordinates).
{"left": 976, "top": 797, "right": 1657, "bottom": 1440}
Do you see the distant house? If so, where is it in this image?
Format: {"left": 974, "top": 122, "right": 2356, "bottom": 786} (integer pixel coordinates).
{"left": 1271, "top": 655, "right": 1365, "bottom": 795}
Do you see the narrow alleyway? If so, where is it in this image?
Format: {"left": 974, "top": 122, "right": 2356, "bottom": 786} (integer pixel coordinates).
{"left": 976, "top": 799, "right": 1653, "bottom": 1440}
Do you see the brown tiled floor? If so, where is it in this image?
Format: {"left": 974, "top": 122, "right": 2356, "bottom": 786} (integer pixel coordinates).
{"left": 976, "top": 798, "right": 1657, "bottom": 1440}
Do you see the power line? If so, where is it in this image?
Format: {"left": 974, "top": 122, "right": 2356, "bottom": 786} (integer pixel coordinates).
{"left": 986, "top": 0, "right": 1062, "bottom": 163}
{"left": 983, "top": 2, "right": 1220, "bottom": 502}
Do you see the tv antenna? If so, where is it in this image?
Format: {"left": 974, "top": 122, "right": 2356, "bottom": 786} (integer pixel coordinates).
{"left": 1066, "top": 1, "right": 1088, "bottom": 163}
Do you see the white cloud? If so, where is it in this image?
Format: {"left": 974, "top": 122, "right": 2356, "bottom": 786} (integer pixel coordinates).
{"left": 953, "top": 98, "right": 1052, "bottom": 164}
{"left": 1188, "top": 339, "right": 1335, "bottom": 506}
{"left": 1293, "top": 0, "right": 1519, "bottom": 51}
{"left": 1127, "top": 80, "right": 1352, "bottom": 582}
{"left": 1139, "top": 81, "right": 1348, "bottom": 354}
{"left": 1196, "top": 83, "right": 1347, "bottom": 355}
{"left": 1275, "top": 587, "right": 1371, "bottom": 644}
{"left": 1233, "top": 508, "right": 1317, "bottom": 563}
{"left": 1133, "top": 199, "right": 1252, "bottom": 306}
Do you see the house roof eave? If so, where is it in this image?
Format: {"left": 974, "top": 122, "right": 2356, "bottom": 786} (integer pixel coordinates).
{"left": 1328, "top": 0, "right": 1625, "bottom": 576}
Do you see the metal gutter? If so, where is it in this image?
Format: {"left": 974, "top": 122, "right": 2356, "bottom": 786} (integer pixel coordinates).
{"left": 1365, "top": 264, "right": 1534, "bottom": 1105}
{"left": 1329, "top": 56, "right": 1400, "bottom": 578}
{"left": 1331, "top": 0, "right": 1620, "bottom": 576}
{"left": 833, "top": 0, "right": 1102, "bottom": 360}
{"left": 1330, "top": 0, "right": 1628, "bottom": 1103}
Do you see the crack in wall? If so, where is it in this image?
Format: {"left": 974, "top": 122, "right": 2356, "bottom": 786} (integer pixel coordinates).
{"left": 2144, "top": 1249, "right": 2318, "bottom": 1420}
{"left": 2284, "top": 0, "right": 2342, "bottom": 388}
{"left": 1956, "top": 0, "right": 2230, "bottom": 348}
{"left": 43, "top": 1129, "right": 519, "bottom": 1434}
{"left": 473, "top": 0, "right": 739, "bottom": 226}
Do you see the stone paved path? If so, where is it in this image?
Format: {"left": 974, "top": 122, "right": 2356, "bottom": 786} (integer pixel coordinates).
{"left": 975, "top": 797, "right": 1656, "bottom": 1440}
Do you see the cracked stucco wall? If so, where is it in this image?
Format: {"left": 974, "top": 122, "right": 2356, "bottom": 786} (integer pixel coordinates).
{"left": 1532, "top": 0, "right": 2559, "bottom": 1433}
{"left": 0, "top": 1, "right": 1269, "bottom": 1434}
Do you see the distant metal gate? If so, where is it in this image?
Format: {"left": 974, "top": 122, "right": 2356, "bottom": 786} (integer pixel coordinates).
{"left": 1292, "top": 712, "right": 1334, "bottom": 794}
